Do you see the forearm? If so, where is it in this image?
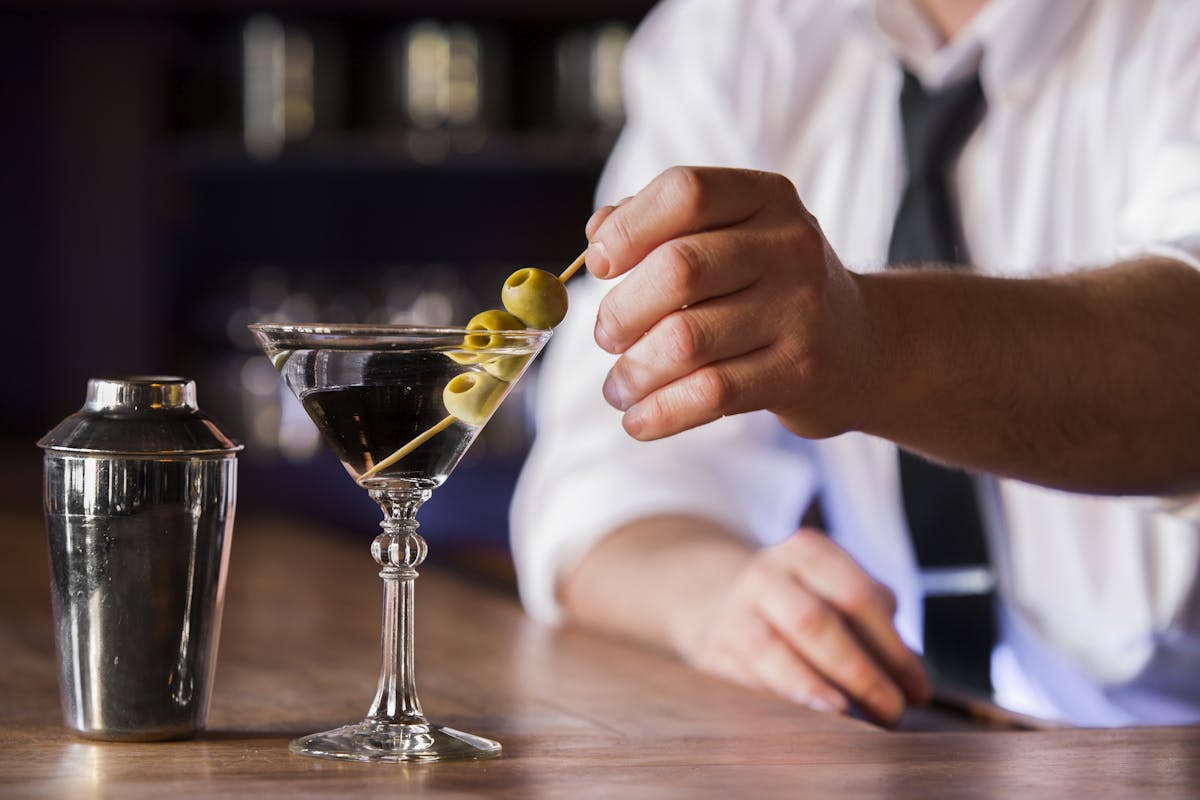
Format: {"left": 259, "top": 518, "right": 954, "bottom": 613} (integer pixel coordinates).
{"left": 857, "top": 256, "right": 1200, "bottom": 495}
{"left": 559, "top": 515, "right": 753, "bottom": 656}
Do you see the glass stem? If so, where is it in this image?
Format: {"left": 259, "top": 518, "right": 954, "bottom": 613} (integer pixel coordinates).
{"left": 366, "top": 486, "right": 431, "bottom": 727}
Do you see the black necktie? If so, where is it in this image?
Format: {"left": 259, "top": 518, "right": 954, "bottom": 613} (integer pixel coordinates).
{"left": 887, "top": 69, "right": 995, "bottom": 697}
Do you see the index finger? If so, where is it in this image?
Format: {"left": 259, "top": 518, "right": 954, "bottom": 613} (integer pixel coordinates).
{"left": 781, "top": 531, "right": 932, "bottom": 705}
{"left": 585, "top": 195, "right": 633, "bottom": 240}
{"left": 585, "top": 167, "right": 784, "bottom": 279}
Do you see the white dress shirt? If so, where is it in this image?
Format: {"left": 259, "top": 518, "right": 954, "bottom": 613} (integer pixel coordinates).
{"left": 510, "top": 0, "right": 1200, "bottom": 726}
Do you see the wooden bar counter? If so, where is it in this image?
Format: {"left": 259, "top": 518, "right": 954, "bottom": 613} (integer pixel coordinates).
{"left": 3, "top": 509, "right": 1199, "bottom": 798}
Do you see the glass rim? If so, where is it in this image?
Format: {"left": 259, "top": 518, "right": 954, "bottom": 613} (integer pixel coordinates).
{"left": 248, "top": 321, "right": 553, "bottom": 344}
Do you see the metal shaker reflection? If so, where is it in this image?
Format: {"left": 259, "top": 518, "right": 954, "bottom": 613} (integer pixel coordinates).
{"left": 39, "top": 377, "right": 241, "bottom": 740}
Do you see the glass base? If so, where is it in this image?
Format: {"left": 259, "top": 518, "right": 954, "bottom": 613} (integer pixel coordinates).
{"left": 289, "top": 719, "right": 501, "bottom": 763}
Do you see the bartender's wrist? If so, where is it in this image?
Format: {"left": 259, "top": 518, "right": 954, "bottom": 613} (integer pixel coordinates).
{"left": 839, "top": 268, "right": 905, "bottom": 437}
{"left": 658, "top": 528, "right": 756, "bottom": 658}
{"left": 559, "top": 516, "right": 752, "bottom": 655}
{"left": 849, "top": 267, "right": 963, "bottom": 443}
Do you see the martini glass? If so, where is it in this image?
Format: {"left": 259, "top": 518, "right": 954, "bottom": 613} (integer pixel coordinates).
{"left": 249, "top": 322, "right": 551, "bottom": 762}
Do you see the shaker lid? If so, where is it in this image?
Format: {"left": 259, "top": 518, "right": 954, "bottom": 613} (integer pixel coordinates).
{"left": 37, "top": 376, "right": 243, "bottom": 456}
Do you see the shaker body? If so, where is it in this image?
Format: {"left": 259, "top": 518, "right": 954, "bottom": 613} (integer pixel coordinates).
{"left": 38, "top": 376, "right": 241, "bottom": 741}
{"left": 43, "top": 453, "right": 237, "bottom": 740}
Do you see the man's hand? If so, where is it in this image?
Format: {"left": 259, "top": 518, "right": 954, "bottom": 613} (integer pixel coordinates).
{"left": 585, "top": 167, "right": 1200, "bottom": 494}
{"left": 584, "top": 166, "right": 880, "bottom": 442}
{"left": 561, "top": 515, "right": 930, "bottom": 726}
{"left": 676, "top": 529, "right": 931, "bottom": 725}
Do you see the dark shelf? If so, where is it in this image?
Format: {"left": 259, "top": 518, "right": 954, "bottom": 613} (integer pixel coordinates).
{"left": 169, "top": 129, "right": 619, "bottom": 175}
{"left": 0, "top": 0, "right": 630, "bottom": 552}
{"left": 0, "top": 1, "right": 656, "bottom": 24}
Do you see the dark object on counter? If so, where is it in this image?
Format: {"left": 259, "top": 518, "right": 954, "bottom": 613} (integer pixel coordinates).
{"left": 38, "top": 377, "right": 241, "bottom": 741}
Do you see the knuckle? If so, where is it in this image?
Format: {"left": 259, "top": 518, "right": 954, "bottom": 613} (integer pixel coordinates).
{"left": 802, "top": 226, "right": 830, "bottom": 266}
{"left": 790, "top": 527, "right": 826, "bottom": 553}
{"left": 597, "top": 295, "right": 633, "bottom": 342}
{"left": 659, "top": 312, "right": 706, "bottom": 364}
{"left": 604, "top": 208, "right": 639, "bottom": 253}
{"left": 783, "top": 339, "right": 820, "bottom": 382}
{"left": 765, "top": 170, "right": 799, "bottom": 199}
{"left": 741, "top": 556, "right": 778, "bottom": 588}
{"left": 839, "top": 585, "right": 875, "bottom": 618}
{"left": 877, "top": 583, "right": 898, "bottom": 615}
{"left": 690, "top": 365, "right": 737, "bottom": 413}
{"left": 843, "top": 659, "right": 884, "bottom": 696}
{"left": 781, "top": 221, "right": 823, "bottom": 265}
{"left": 659, "top": 239, "right": 704, "bottom": 297}
{"left": 835, "top": 582, "right": 883, "bottom": 618}
{"left": 664, "top": 166, "right": 708, "bottom": 218}
{"left": 765, "top": 539, "right": 799, "bottom": 568}
{"left": 789, "top": 598, "right": 832, "bottom": 641}
{"left": 627, "top": 392, "right": 665, "bottom": 437}
{"left": 771, "top": 539, "right": 809, "bottom": 571}
{"left": 738, "top": 624, "right": 774, "bottom": 661}
{"left": 777, "top": 529, "right": 824, "bottom": 569}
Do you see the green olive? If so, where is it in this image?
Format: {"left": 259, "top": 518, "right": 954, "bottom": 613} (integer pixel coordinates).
{"left": 464, "top": 309, "right": 526, "bottom": 350}
{"left": 502, "top": 268, "right": 569, "bottom": 330}
{"left": 481, "top": 353, "right": 532, "bottom": 382}
{"left": 443, "top": 371, "right": 507, "bottom": 426}
{"left": 270, "top": 350, "right": 294, "bottom": 371}
{"left": 446, "top": 349, "right": 481, "bottom": 365}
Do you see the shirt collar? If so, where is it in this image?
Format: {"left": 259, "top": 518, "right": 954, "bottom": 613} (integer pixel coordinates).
{"left": 846, "top": 0, "right": 1091, "bottom": 98}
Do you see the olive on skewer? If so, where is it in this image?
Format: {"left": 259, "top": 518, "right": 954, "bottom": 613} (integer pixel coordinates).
{"left": 359, "top": 254, "right": 585, "bottom": 481}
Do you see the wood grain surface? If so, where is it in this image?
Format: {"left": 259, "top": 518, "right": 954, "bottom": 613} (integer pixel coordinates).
{"left": 3, "top": 510, "right": 1199, "bottom": 799}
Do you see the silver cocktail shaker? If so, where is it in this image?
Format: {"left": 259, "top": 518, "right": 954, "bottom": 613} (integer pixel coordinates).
{"left": 38, "top": 377, "right": 242, "bottom": 741}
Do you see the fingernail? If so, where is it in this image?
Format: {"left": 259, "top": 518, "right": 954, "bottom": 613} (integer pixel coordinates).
{"left": 603, "top": 374, "right": 629, "bottom": 411}
{"left": 802, "top": 695, "right": 845, "bottom": 714}
{"left": 586, "top": 240, "right": 610, "bottom": 278}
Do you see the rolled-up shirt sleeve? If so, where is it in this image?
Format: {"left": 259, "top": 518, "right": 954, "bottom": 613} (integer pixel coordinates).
{"left": 1116, "top": 16, "right": 1200, "bottom": 517}
{"left": 591, "top": 0, "right": 772, "bottom": 205}
{"left": 1117, "top": 7, "right": 1200, "bottom": 266}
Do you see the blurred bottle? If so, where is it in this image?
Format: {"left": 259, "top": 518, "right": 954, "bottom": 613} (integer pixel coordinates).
{"left": 555, "top": 22, "right": 631, "bottom": 133}
{"left": 366, "top": 20, "right": 509, "bottom": 162}
{"left": 242, "top": 14, "right": 346, "bottom": 159}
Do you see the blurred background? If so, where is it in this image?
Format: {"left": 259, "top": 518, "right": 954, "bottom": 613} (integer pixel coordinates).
{"left": 0, "top": 0, "right": 655, "bottom": 584}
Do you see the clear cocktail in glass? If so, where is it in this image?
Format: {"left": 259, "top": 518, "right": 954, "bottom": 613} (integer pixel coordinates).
{"left": 249, "top": 322, "right": 551, "bottom": 763}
